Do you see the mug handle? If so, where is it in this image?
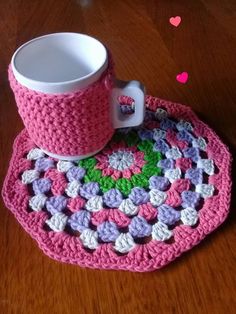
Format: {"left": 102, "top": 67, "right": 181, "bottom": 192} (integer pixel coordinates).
{"left": 111, "top": 79, "right": 145, "bottom": 129}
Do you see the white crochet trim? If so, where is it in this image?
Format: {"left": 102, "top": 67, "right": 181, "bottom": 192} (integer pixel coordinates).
{"left": 149, "top": 190, "right": 167, "bottom": 207}
{"left": 119, "top": 199, "right": 139, "bottom": 216}
{"left": 196, "top": 184, "right": 215, "bottom": 199}
{"left": 85, "top": 195, "right": 103, "bottom": 212}
{"left": 80, "top": 229, "right": 99, "bottom": 249}
{"left": 29, "top": 194, "right": 47, "bottom": 211}
{"left": 46, "top": 213, "right": 68, "bottom": 232}
{"left": 164, "top": 168, "right": 181, "bottom": 183}
{"left": 181, "top": 207, "right": 198, "bottom": 226}
{"left": 192, "top": 137, "right": 207, "bottom": 151}
{"left": 65, "top": 180, "right": 81, "bottom": 198}
{"left": 165, "top": 147, "right": 182, "bottom": 160}
{"left": 152, "top": 222, "right": 173, "bottom": 241}
{"left": 27, "top": 148, "right": 45, "bottom": 160}
{"left": 57, "top": 160, "right": 74, "bottom": 172}
{"left": 22, "top": 169, "right": 40, "bottom": 184}
{"left": 114, "top": 233, "right": 136, "bottom": 253}
{"left": 176, "top": 120, "right": 193, "bottom": 131}
{"left": 155, "top": 108, "right": 168, "bottom": 120}
{"left": 197, "top": 159, "right": 214, "bottom": 175}
{"left": 153, "top": 128, "right": 166, "bottom": 141}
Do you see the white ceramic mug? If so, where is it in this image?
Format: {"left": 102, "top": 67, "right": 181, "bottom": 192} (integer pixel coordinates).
{"left": 10, "top": 33, "right": 145, "bottom": 160}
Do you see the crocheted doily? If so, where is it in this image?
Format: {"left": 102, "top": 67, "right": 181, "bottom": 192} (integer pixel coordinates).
{"left": 2, "top": 96, "right": 232, "bottom": 272}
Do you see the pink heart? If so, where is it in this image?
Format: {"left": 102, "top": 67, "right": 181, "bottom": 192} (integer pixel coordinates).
{"left": 169, "top": 16, "right": 181, "bottom": 27}
{"left": 176, "top": 72, "right": 188, "bottom": 84}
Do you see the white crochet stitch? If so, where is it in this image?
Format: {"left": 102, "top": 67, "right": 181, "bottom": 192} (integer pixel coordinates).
{"left": 57, "top": 160, "right": 74, "bottom": 172}
{"left": 152, "top": 221, "right": 173, "bottom": 241}
{"left": 108, "top": 150, "right": 134, "bottom": 171}
{"left": 164, "top": 168, "right": 182, "bottom": 183}
{"left": 197, "top": 159, "right": 215, "bottom": 175}
{"left": 27, "top": 148, "right": 45, "bottom": 160}
{"left": 155, "top": 108, "right": 168, "bottom": 120}
{"left": 192, "top": 137, "right": 207, "bottom": 151}
{"left": 118, "top": 199, "right": 139, "bottom": 216}
{"left": 85, "top": 195, "right": 103, "bottom": 212}
{"left": 176, "top": 120, "right": 193, "bottom": 131}
{"left": 80, "top": 229, "right": 99, "bottom": 249}
{"left": 22, "top": 169, "right": 40, "bottom": 184}
{"left": 180, "top": 207, "right": 198, "bottom": 226}
{"left": 149, "top": 190, "right": 167, "bottom": 207}
{"left": 166, "top": 147, "right": 182, "bottom": 160}
{"left": 153, "top": 129, "right": 166, "bottom": 141}
{"left": 196, "top": 184, "right": 215, "bottom": 199}
{"left": 29, "top": 194, "right": 47, "bottom": 211}
{"left": 114, "top": 233, "right": 136, "bottom": 253}
{"left": 65, "top": 180, "right": 81, "bottom": 198}
{"left": 46, "top": 213, "right": 68, "bottom": 232}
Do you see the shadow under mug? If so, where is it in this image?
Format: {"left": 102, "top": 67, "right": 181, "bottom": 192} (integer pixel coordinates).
{"left": 9, "top": 32, "right": 145, "bottom": 161}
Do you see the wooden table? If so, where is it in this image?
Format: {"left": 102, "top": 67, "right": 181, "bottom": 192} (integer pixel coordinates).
{"left": 1, "top": 1, "right": 235, "bottom": 313}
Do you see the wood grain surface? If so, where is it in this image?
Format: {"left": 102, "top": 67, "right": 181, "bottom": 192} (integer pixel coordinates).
{"left": 0, "top": 1, "right": 236, "bottom": 313}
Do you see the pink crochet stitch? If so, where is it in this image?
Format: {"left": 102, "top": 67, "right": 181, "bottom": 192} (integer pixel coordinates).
{"left": 8, "top": 62, "right": 114, "bottom": 156}
{"left": 2, "top": 97, "right": 232, "bottom": 272}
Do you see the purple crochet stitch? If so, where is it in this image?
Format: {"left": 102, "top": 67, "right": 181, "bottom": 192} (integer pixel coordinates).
{"left": 103, "top": 189, "right": 123, "bottom": 208}
{"left": 183, "top": 147, "right": 200, "bottom": 163}
{"left": 46, "top": 196, "right": 67, "bottom": 215}
{"left": 68, "top": 211, "right": 91, "bottom": 232}
{"left": 149, "top": 176, "right": 170, "bottom": 191}
{"left": 160, "top": 118, "right": 176, "bottom": 130}
{"left": 153, "top": 139, "right": 170, "bottom": 154}
{"left": 129, "top": 216, "right": 152, "bottom": 238}
{"left": 158, "top": 204, "right": 181, "bottom": 225}
{"left": 66, "top": 166, "right": 86, "bottom": 182}
{"left": 138, "top": 129, "right": 153, "bottom": 140}
{"left": 32, "top": 178, "right": 52, "bottom": 194}
{"left": 177, "top": 130, "right": 195, "bottom": 143}
{"left": 97, "top": 221, "right": 120, "bottom": 242}
{"left": 35, "top": 157, "right": 54, "bottom": 172}
{"left": 80, "top": 182, "right": 99, "bottom": 199}
{"left": 185, "top": 168, "right": 203, "bottom": 185}
{"left": 129, "top": 187, "right": 149, "bottom": 205}
{"left": 181, "top": 191, "right": 201, "bottom": 208}
{"left": 157, "top": 158, "right": 175, "bottom": 170}
{"left": 144, "top": 110, "right": 155, "bottom": 121}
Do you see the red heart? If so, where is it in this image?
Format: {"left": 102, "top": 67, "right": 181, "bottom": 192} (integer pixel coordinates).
{"left": 169, "top": 16, "right": 181, "bottom": 27}
{"left": 176, "top": 72, "right": 189, "bottom": 84}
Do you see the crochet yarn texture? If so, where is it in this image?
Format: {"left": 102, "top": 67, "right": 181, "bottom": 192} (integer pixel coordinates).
{"left": 2, "top": 96, "right": 232, "bottom": 272}
{"left": 8, "top": 63, "right": 114, "bottom": 156}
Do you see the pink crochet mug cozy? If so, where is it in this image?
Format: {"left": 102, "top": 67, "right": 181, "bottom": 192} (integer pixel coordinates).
{"left": 9, "top": 33, "right": 145, "bottom": 160}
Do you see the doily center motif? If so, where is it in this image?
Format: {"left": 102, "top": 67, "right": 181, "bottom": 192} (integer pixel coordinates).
{"left": 108, "top": 150, "right": 134, "bottom": 170}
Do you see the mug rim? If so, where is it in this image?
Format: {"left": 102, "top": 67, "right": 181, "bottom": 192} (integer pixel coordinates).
{"left": 11, "top": 32, "right": 108, "bottom": 93}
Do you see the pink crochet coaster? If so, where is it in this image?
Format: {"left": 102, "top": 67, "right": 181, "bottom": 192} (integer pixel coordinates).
{"left": 2, "top": 96, "right": 232, "bottom": 272}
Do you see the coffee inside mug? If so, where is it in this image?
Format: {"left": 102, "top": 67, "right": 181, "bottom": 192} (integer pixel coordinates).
{"left": 11, "top": 33, "right": 108, "bottom": 93}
